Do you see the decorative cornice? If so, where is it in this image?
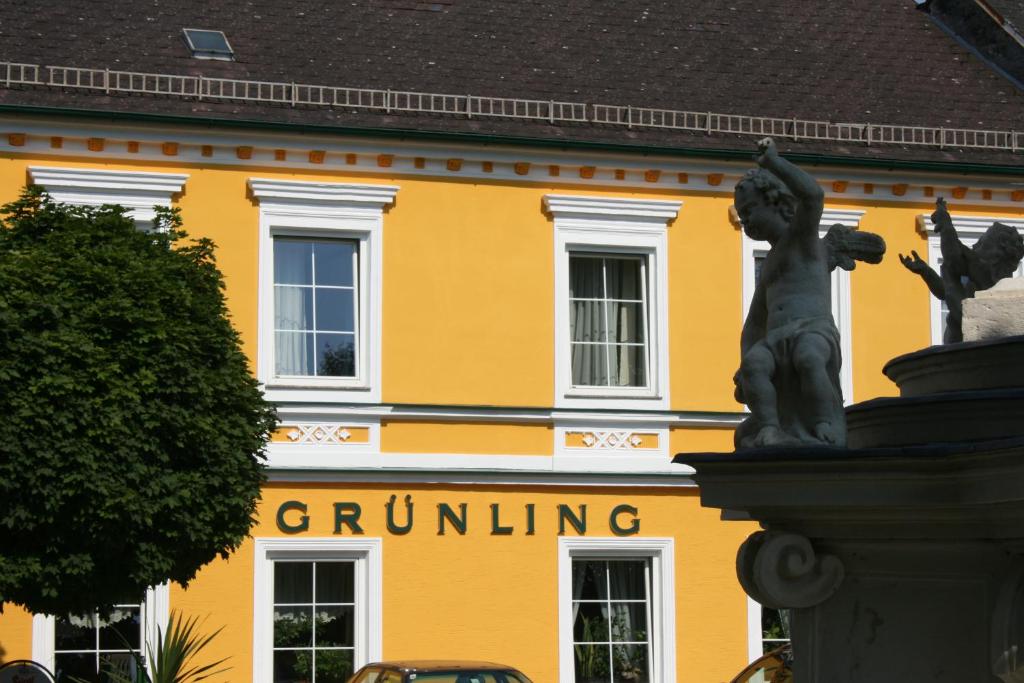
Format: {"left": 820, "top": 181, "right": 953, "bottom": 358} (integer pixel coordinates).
{"left": 917, "top": 213, "right": 1024, "bottom": 237}
{"left": 821, "top": 208, "right": 866, "bottom": 226}
{"left": 6, "top": 118, "right": 1024, "bottom": 205}
{"left": 543, "top": 194, "right": 683, "bottom": 222}
{"left": 28, "top": 166, "right": 189, "bottom": 195}
{"left": 248, "top": 178, "right": 399, "bottom": 207}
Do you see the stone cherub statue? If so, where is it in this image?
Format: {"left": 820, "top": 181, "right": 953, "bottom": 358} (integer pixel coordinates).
{"left": 734, "top": 138, "right": 885, "bottom": 449}
{"left": 900, "top": 197, "right": 1024, "bottom": 343}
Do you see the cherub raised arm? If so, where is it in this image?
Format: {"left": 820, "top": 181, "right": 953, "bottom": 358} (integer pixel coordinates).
{"left": 733, "top": 138, "right": 885, "bottom": 449}
{"left": 900, "top": 198, "right": 1024, "bottom": 343}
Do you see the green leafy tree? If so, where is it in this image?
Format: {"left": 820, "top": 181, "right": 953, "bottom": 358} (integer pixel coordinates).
{"left": 0, "top": 189, "right": 276, "bottom": 615}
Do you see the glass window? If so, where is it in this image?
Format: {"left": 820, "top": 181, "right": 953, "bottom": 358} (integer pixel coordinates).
{"left": 53, "top": 604, "right": 143, "bottom": 682}
{"left": 569, "top": 254, "right": 649, "bottom": 388}
{"left": 273, "top": 560, "right": 356, "bottom": 683}
{"left": 570, "top": 559, "right": 652, "bottom": 683}
{"left": 274, "top": 238, "right": 358, "bottom": 379}
{"left": 761, "top": 607, "right": 790, "bottom": 654}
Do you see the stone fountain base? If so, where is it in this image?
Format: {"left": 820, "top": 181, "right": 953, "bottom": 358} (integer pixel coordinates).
{"left": 677, "top": 337, "right": 1024, "bottom": 683}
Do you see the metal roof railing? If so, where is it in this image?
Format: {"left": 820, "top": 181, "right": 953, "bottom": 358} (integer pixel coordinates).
{"left": 1, "top": 61, "right": 1021, "bottom": 153}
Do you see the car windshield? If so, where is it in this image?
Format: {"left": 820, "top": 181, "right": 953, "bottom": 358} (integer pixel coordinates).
{"left": 410, "top": 674, "right": 530, "bottom": 683}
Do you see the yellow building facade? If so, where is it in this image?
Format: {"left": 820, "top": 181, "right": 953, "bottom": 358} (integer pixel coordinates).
{"left": 0, "top": 113, "right": 1022, "bottom": 682}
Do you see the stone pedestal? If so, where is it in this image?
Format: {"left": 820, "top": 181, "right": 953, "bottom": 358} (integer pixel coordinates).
{"left": 964, "top": 278, "right": 1024, "bottom": 342}
{"left": 677, "top": 337, "right": 1024, "bottom": 683}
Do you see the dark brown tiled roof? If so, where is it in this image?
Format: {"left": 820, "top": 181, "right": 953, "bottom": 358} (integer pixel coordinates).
{"left": 1, "top": 0, "right": 1023, "bottom": 166}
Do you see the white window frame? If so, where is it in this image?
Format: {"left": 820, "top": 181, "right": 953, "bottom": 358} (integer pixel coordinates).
{"left": 27, "top": 166, "right": 188, "bottom": 229}
{"left": 741, "top": 208, "right": 863, "bottom": 404}
{"left": 252, "top": 537, "right": 383, "bottom": 683}
{"left": 545, "top": 195, "right": 681, "bottom": 411}
{"left": 250, "top": 179, "right": 398, "bottom": 404}
{"left": 557, "top": 537, "right": 676, "bottom": 683}
{"left": 918, "top": 213, "right": 1024, "bottom": 345}
{"left": 32, "top": 584, "right": 170, "bottom": 676}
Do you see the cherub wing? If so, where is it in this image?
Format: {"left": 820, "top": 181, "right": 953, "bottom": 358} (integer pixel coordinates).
{"left": 822, "top": 223, "right": 886, "bottom": 272}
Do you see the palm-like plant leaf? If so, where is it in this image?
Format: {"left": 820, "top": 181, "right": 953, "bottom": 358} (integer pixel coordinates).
{"left": 69, "top": 611, "right": 230, "bottom": 683}
{"left": 146, "top": 612, "right": 230, "bottom": 683}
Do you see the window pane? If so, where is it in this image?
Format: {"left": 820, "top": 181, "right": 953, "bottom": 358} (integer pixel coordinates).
{"left": 571, "top": 301, "right": 607, "bottom": 342}
{"left": 274, "top": 287, "right": 313, "bottom": 330}
{"left": 607, "top": 302, "right": 645, "bottom": 343}
{"left": 55, "top": 653, "right": 97, "bottom": 682}
{"left": 573, "top": 560, "right": 609, "bottom": 601}
{"left": 607, "top": 561, "right": 647, "bottom": 600}
{"left": 55, "top": 614, "right": 95, "bottom": 650}
{"left": 98, "top": 606, "right": 140, "bottom": 649}
{"left": 100, "top": 653, "right": 140, "bottom": 679}
{"left": 314, "top": 649, "right": 354, "bottom": 683}
{"left": 570, "top": 256, "right": 604, "bottom": 298}
{"left": 274, "top": 607, "right": 313, "bottom": 648}
{"left": 317, "top": 334, "right": 356, "bottom": 377}
{"left": 608, "top": 345, "right": 645, "bottom": 387}
{"left": 573, "top": 601, "right": 609, "bottom": 642}
{"left": 316, "top": 606, "right": 354, "bottom": 647}
{"left": 316, "top": 562, "right": 355, "bottom": 603}
{"left": 315, "top": 288, "right": 356, "bottom": 333}
{"left": 314, "top": 242, "right": 356, "bottom": 287}
{"left": 572, "top": 343, "right": 609, "bottom": 386}
{"left": 275, "top": 332, "right": 315, "bottom": 376}
{"left": 605, "top": 258, "right": 642, "bottom": 301}
{"left": 574, "top": 644, "right": 611, "bottom": 683}
{"left": 612, "top": 644, "right": 649, "bottom": 682}
{"left": 273, "top": 649, "right": 312, "bottom": 683}
{"left": 275, "top": 562, "right": 313, "bottom": 603}
{"left": 609, "top": 603, "right": 647, "bottom": 643}
{"left": 275, "top": 240, "right": 313, "bottom": 285}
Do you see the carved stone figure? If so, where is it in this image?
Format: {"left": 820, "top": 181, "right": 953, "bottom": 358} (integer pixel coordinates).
{"left": 734, "top": 138, "right": 885, "bottom": 449}
{"left": 900, "top": 197, "right": 1024, "bottom": 343}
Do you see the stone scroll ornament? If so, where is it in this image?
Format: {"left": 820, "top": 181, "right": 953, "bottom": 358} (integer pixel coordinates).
{"left": 733, "top": 138, "right": 886, "bottom": 449}
{"left": 737, "top": 530, "right": 845, "bottom": 609}
{"left": 900, "top": 198, "right": 1024, "bottom": 344}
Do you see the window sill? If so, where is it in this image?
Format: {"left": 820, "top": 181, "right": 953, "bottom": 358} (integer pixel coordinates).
{"left": 262, "top": 383, "right": 378, "bottom": 405}
{"left": 556, "top": 391, "right": 668, "bottom": 411}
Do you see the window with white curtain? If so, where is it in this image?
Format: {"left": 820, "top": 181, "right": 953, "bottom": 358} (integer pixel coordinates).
{"left": 569, "top": 253, "right": 650, "bottom": 389}
{"left": 51, "top": 603, "right": 144, "bottom": 682}
{"left": 545, "top": 195, "right": 680, "bottom": 411}
{"left": 272, "top": 559, "right": 357, "bottom": 683}
{"left": 558, "top": 537, "right": 675, "bottom": 683}
{"left": 570, "top": 558, "right": 653, "bottom": 682}
{"left": 33, "top": 586, "right": 169, "bottom": 682}
{"left": 250, "top": 179, "right": 397, "bottom": 404}
{"left": 274, "top": 238, "right": 359, "bottom": 378}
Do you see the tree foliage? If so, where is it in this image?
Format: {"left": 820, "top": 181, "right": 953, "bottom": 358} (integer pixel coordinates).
{"left": 0, "top": 189, "right": 276, "bottom": 615}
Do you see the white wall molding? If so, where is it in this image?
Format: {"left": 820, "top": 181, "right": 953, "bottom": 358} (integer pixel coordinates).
{"left": 264, "top": 448, "right": 693, "bottom": 476}
{"left": 248, "top": 178, "right": 399, "bottom": 208}
{"left": 544, "top": 195, "right": 684, "bottom": 222}
{"left": 267, "top": 468, "right": 696, "bottom": 487}
{"left": 28, "top": 166, "right": 187, "bottom": 224}
{"left": 272, "top": 401, "right": 745, "bottom": 426}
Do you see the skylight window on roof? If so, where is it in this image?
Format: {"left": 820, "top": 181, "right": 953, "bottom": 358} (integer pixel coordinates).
{"left": 182, "top": 29, "right": 234, "bottom": 60}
